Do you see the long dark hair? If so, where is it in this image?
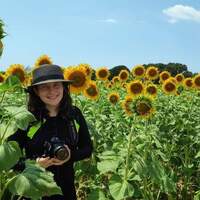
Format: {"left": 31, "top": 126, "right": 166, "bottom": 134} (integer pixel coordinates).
{"left": 27, "top": 83, "right": 73, "bottom": 121}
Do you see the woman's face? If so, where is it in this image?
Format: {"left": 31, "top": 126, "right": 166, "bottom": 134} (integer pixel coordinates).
{"left": 35, "top": 82, "right": 64, "bottom": 109}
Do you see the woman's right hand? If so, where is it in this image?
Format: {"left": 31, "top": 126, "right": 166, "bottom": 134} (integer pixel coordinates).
{"left": 36, "top": 157, "right": 54, "bottom": 168}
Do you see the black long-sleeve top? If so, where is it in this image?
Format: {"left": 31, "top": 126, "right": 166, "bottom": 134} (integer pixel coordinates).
{"left": 9, "top": 106, "right": 93, "bottom": 200}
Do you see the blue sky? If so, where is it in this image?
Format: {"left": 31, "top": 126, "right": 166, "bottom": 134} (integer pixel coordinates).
{"left": 0, "top": 0, "right": 200, "bottom": 73}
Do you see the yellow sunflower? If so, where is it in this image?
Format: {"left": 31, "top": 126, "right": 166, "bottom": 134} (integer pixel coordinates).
{"left": 175, "top": 73, "right": 184, "bottom": 84}
{"left": 134, "top": 96, "right": 155, "bottom": 118}
{"left": 108, "top": 92, "right": 120, "bottom": 105}
{"left": 159, "top": 71, "right": 171, "bottom": 83}
{"left": 127, "top": 80, "right": 144, "bottom": 97}
{"left": 0, "top": 73, "right": 5, "bottom": 82}
{"left": 34, "top": 54, "right": 53, "bottom": 67}
{"left": 193, "top": 74, "right": 200, "bottom": 89}
{"left": 121, "top": 95, "right": 133, "bottom": 115}
{"left": 145, "top": 84, "right": 157, "bottom": 98}
{"left": 64, "top": 66, "right": 88, "bottom": 94}
{"left": 83, "top": 81, "right": 99, "bottom": 100}
{"left": 119, "top": 70, "right": 129, "bottom": 82}
{"left": 162, "top": 79, "right": 177, "bottom": 95}
{"left": 131, "top": 65, "right": 145, "bottom": 78}
{"left": 183, "top": 77, "right": 193, "bottom": 89}
{"left": 96, "top": 67, "right": 110, "bottom": 81}
{"left": 78, "top": 63, "right": 93, "bottom": 78}
{"left": 5, "top": 64, "right": 26, "bottom": 83}
{"left": 145, "top": 66, "right": 159, "bottom": 80}
{"left": 111, "top": 76, "right": 120, "bottom": 84}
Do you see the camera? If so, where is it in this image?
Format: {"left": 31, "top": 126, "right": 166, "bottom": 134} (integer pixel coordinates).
{"left": 43, "top": 137, "right": 70, "bottom": 161}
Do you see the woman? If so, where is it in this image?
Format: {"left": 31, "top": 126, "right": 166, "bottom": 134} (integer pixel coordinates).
{"left": 9, "top": 64, "right": 93, "bottom": 200}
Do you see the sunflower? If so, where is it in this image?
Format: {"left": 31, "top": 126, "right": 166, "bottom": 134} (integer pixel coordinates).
{"left": 119, "top": 70, "right": 129, "bottom": 81}
{"left": 121, "top": 95, "right": 133, "bottom": 115}
{"left": 34, "top": 54, "right": 53, "bottom": 67}
{"left": 127, "top": 80, "right": 144, "bottom": 97}
{"left": 135, "top": 96, "right": 154, "bottom": 118}
{"left": 111, "top": 76, "right": 120, "bottom": 84}
{"left": 175, "top": 73, "right": 184, "bottom": 84}
{"left": 64, "top": 66, "right": 88, "bottom": 94}
{"left": 0, "top": 73, "right": 5, "bottom": 82}
{"left": 108, "top": 92, "right": 120, "bottom": 105}
{"left": 5, "top": 64, "right": 26, "bottom": 83}
{"left": 159, "top": 71, "right": 171, "bottom": 83}
{"left": 96, "top": 67, "right": 110, "bottom": 81}
{"left": 162, "top": 79, "right": 177, "bottom": 95}
{"left": 145, "top": 66, "right": 159, "bottom": 80}
{"left": 83, "top": 81, "right": 99, "bottom": 100}
{"left": 78, "top": 63, "right": 93, "bottom": 78}
{"left": 183, "top": 77, "right": 193, "bottom": 89}
{"left": 145, "top": 84, "right": 157, "bottom": 98}
{"left": 131, "top": 65, "right": 145, "bottom": 78}
{"left": 193, "top": 74, "right": 200, "bottom": 89}
{"left": 106, "top": 81, "right": 113, "bottom": 89}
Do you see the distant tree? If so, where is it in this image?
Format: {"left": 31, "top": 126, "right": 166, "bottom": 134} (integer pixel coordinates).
{"left": 109, "top": 65, "right": 130, "bottom": 80}
{"left": 144, "top": 62, "right": 193, "bottom": 77}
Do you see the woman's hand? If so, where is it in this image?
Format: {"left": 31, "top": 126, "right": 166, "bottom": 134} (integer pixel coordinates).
{"left": 36, "top": 157, "right": 54, "bottom": 168}
{"left": 36, "top": 145, "right": 71, "bottom": 168}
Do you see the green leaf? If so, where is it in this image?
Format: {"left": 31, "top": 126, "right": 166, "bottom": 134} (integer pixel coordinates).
{"left": 97, "top": 151, "right": 120, "bottom": 174}
{"left": 0, "top": 121, "right": 18, "bottom": 141}
{"left": 87, "top": 189, "right": 106, "bottom": 200}
{"left": 0, "top": 141, "right": 21, "bottom": 172}
{"left": 195, "top": 151, "right": 200, "bottom": 159}
{"left": 5, "top": 106, "right": 36, "bottom": 131}
{"left": 109, "top": 174, "right": 134, "bottom": 200}
{"left": 8, "top": 161, "right": 62, "bottom": 198}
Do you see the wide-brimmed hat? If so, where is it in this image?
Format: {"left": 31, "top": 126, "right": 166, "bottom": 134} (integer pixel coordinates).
{"left": 27, "top": 64, "right": 73, "bottom": 91}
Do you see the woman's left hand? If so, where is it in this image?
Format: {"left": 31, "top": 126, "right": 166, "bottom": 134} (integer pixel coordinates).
{"left": 51, "top": 145, "right": 71, "bottom": 166}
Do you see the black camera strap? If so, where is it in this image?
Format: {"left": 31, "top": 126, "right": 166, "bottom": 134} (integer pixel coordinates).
{"left": 67, "top": 119, "right": 79, "bottom": 148}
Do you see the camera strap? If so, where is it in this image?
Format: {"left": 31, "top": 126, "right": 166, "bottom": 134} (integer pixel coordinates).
{"left": 68, "top": 119, "right": 79, "bottom": 147}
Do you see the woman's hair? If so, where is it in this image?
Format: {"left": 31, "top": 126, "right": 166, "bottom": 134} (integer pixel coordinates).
{"left": 27, "top": 83, "right": 72, "bottom": 121}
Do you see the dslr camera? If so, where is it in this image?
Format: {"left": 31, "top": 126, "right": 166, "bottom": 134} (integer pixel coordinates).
{"left": 43, "top": 137, "right": 70, "bottom": 161}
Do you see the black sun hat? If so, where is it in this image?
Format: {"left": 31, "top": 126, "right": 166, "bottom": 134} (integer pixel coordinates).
{"left": 26, "top": 64, "right": 73, "bottom": 91}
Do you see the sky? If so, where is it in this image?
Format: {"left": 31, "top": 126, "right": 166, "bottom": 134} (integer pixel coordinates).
{"left": 0, "top": 0, "right": 200, "bottom": 73}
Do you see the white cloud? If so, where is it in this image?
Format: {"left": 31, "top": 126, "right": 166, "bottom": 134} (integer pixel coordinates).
{"left": 163, "top": 4, "right": 200, "bottom": 23}
{"left": 98, "top": 18, "right": 117, "bottom": 24}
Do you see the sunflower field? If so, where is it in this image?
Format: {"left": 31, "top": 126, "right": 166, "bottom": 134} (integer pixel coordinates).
{"left": 0, "top": 56, "right": 200, "bottom": 200}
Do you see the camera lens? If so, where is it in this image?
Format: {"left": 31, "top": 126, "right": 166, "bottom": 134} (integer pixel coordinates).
{"left": 55, "top": 147, "right": 69, "bottom": 160}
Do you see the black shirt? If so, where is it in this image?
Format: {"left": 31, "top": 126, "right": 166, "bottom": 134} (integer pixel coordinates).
{"left": 9, "top": 106, "right": 93, "bottom": 200}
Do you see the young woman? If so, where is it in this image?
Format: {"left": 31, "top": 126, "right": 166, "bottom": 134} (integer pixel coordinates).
{"left": 9, "top": 64, "right": 93, "bottom": 200}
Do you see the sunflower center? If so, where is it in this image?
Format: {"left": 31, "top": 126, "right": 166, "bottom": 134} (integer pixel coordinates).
{"left": 165, "top": 82, "right": 176, "bottom": 92}
{"left": 99, "top": 70, "right": 108, "bottom": 78}
{"left": 70, "top": 72, "right": 86, "bottom": 87}
{"left": 86, "top": 86, "right": 98, "bottom": 97}
{"left": 135, "top": 68, "right": 144, "bottom": 76}
{"left": 120, "top": 72, "right": 128, "bottom": 80}
{"left": 109, "top": 95, "right": 118, "bottom": 104}
{"left": 130, "top": 83, "right": 143, "bottom": 94}
{"left": 161, "top": 73, "right": 170, "bottom": 81}
{"left": 194, "top": 77, "right": 200, "bottom": 86}
{"left": 0, "top": 75, "right": 4, "bottom": 82}
{"left": 136, "top": 102, "right": 151, "bottom": 115}
{"left": 147, "top": 86, "right": 156, "bottom": 94}
{"left": 176, "top": 76, "right": 183, "bottom": 82}
{"left": 148, "top": 69, "right": 157, "bottom": 77}
{"left": 186, "top": 80, "right": 192, "bottom": 87}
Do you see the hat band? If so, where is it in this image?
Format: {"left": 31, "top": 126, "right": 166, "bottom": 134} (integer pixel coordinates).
{"left": 32, "top": 74, "right": 64, "bottom": 85}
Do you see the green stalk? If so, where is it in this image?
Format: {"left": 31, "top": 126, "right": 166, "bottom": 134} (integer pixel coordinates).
{"left": 124, "top": 130, "right": 133, "bottom": 180}
{"left": 0, "top": 175, "right": 17, "bottom": 200}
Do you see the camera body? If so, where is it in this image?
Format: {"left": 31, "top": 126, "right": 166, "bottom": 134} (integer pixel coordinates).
{"left": 43, "top": 137, "right": 70, "bottom": 161}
